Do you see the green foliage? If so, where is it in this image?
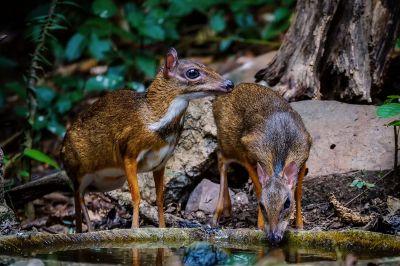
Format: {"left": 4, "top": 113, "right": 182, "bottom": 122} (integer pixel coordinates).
{"left": 377, "top": 95, "right": 400, "bottom": 126}
{"left": 23, "top": 148, "right": 60, "bottom": 169}
{"left": 350, "top": 178, "right": 375, "bottom": 190}
{"left": 0, "top": 0, "right": 294, "bottom": 178}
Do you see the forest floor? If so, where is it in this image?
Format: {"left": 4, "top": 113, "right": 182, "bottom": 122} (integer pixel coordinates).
{"left": 5, "top": 169, "right": 400, "bottom": 236}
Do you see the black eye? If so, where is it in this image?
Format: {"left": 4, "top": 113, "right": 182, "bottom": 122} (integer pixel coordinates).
{"left": 284, "top": 198, "right": 290, "bottom": 209}
{"left": 186, "top": 69, "right": 200, "bottom": 79}
{"left": 259, "top": 203, "right": 267, "bottom": 213}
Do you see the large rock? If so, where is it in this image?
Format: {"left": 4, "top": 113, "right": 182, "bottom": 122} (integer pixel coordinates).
{"left": 185, "top": 179, "right": 233, "bottom": 214}
{"left": 292, "top": 100, "right": 395, "bottom": 177}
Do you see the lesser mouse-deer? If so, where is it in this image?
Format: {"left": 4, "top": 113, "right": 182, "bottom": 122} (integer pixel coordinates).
{"left": 61, "top": 48, "right": 234, "bottom": 232}
{"left": 212, "top": 83, "right": 311, "bottom": 244}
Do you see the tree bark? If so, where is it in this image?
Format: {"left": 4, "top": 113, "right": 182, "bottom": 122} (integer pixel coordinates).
{"left": 255, "top": 0, "right": 400, "bottom": 102}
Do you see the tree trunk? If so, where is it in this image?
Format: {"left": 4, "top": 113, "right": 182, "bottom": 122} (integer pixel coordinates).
{"left": 255, "top": 0, "right": 400, "bottom": 102}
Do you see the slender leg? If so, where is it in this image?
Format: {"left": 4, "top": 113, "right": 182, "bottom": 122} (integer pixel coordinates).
{"left": 212, "top": 153, "right": 230, "bottom": 226}
{"left": 153, "top": 166, "right": 166, "bottom": 228}
{"left": 295, "top": 164, "right": 306, "bottom": 229}
{"left": 156, "top": 248, "right": 164, "bottom": 266}
{"left": 124, "top": 158, "right": 140, "bottom": 228}
{"left": 131, "top": 248, "right": 140, "bottom": 266}
{"left": 243, "top": 161, "right": 264, "bottom": 229}
{"left": 80, "top": 193, "right": 92, "bottom": 232}
{"left": 73, "top": 190, "right": 83, "bottom": 233}
{"left": 219, "top": 153, "right": 232, "bottom": 217}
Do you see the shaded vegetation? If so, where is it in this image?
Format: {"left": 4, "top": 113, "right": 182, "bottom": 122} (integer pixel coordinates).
{"left": 0, "top": 0, "right": 294, "bottom": 182}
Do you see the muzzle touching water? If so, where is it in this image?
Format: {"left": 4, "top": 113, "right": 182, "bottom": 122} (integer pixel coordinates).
{"left": 267, "top": 232, "right": 283, "bottom": 245}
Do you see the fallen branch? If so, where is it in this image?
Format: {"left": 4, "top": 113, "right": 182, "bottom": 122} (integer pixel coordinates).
{"left": 104, "top": 189, "right": 185, "bottom": 227}
{"left": 329, "top": 193, "right": 373, "bottom": 226}
{"left": 6, "top": 171, "right": 72, "bottom": 208}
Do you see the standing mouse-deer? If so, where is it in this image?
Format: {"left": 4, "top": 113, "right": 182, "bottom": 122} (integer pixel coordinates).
{"left": 61, "top": 48, "right": 234, "bottom": 232}
{"left": 212, "top": 83, "right": 311, "bottom": 244}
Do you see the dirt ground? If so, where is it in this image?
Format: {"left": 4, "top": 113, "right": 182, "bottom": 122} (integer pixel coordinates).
{"left": 5, "top": 169, "right": 400, "bottom": 236}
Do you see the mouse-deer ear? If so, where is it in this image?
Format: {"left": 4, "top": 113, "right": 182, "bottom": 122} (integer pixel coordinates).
{"left": 283, "top": 161, "right": 299, "bottom": 190}
{"left": 257, "top": 162, "right": 270, "bottom": 187}
{"left": 163, "top": 47, "right": 178, "bottom": 79}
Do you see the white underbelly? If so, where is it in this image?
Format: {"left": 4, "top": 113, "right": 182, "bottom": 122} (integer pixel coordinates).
{"left": 80, "top": 168, "right": 126, "bottom": 193}
{"left": 137, "top": 134, "right": 178, "bottom": 172}
{"left": 137, "top": 144, "right": 175, "bottom": 172}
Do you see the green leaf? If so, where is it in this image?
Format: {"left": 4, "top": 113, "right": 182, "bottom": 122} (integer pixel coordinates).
{"left": 387, "top": 120, "right": 400, "bottom": 126}
{"left": 210, "top": 12, "right": 226, "bottom": 33}
{"left": 15, "top": 106, "right": 28, "bottom": 117}
{"left": 23, "top": 148, "right": 60, "bottom": 169}
{"left": 135, "top": 54, "right": 157, "bottom": 77}
{"left": 220, "top": 38, "right": 233, "bottom": 52}
{"left": 65, "top": 33, "right": 86, "bottom": 61}
{"left": 56, "top": 97, "right": 72, "bottom": 114}
{"left": 125, "top": 3, "right": 144, "bottom": 28}
{"left": 85, "top": 74, "right": 124, "bottom": 91}
{"left": 377, "top": 103, "right": 400, "bottom": 118}
{"left": 79, "top": 18, "right": 113, "bottom": 37}
{"left": 33, "top": 115, "right": 48, "bottom": 130}
{"left": 365, "top": 183, "right": 375, "bottom": 189}
{"left": 356, "top": 181, "right": 364, "bottom": 189}
{"left": 92, "top": 0, "right": 117, "bottom": 18}
{"left": 36, "top": 86, "right": 56, "bottom": 109}
{"left": 88, "top": 34, "right": 112, "bottom": 60}
{"left": 140, "top": 21, "right": 165, "bottom": 41}
{"left": 350, "top": 179, "right": 359, "bottom": 187}
{"left": 19, "top": 170, "right": 30, "bottom": 178}
{"left": 107, "top": 65, "right": 126, "bottom": 76}
{"left": 273, "top": 7, "right": 291, "bottom": 23}
{"left": 168, "top": 0, "right": 193, "bottom": 16}
{"left": 47, "top": 119, "right": 66, "bottom": 137}
{"left": 126, "top": 81, "right": 145, "bottom": 92}
{"left": 3, "top": 81, "right": 26, "bottom": 98}
{"left": 234, "top": 13, "right": 256, "bottom": 29}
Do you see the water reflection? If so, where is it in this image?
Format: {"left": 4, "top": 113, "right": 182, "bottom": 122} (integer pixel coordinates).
{"left": 1, "top": 241, "right": 398, "bottom": 266}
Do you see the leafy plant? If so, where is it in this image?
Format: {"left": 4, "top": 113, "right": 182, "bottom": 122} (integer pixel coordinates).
{"left": 377, "top": 95, "right": 400, "bottom": 126}
{"left": 0, "top": 0, "right": 296, "bottom": 182}
{"left": 350, "top": 178, "right": 375, "bottom": 190}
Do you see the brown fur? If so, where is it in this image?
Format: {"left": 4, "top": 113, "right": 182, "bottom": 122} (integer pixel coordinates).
{"left": 61, "top": 48, "right": 233, "bottom": 232}
{"left": 212, "top": 83, "right": 311, "bottom": 243}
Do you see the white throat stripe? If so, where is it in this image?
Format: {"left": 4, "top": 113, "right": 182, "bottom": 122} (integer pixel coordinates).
{"left": 148, "top": 97, "right": 189, "bottom": 131}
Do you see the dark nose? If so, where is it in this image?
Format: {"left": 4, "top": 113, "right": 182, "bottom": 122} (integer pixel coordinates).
{"left": 268, "top": 233, "right": 283, "bottom": 245}
{"left": 224, "top": 80, "right": 234, "bottom": 91}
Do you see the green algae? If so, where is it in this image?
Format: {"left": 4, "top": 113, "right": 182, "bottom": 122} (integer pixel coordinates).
{"left": 0, "top": 228, "right": 398, "bottom": 255}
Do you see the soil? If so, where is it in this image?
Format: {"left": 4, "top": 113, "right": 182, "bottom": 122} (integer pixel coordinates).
{"left": 5, "top": 169, "right": 400, "bottom": 236}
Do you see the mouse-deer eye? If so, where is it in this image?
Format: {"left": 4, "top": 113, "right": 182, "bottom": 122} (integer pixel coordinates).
{"left": 283, "top": 198, "right": 290, "bottom": 209}
{"left": 186, "top": 69, "right": 200, "bottom": 79}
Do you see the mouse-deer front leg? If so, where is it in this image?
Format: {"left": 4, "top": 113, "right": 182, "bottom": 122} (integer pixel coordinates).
{"left": 295, "top": 164, "right": 306, "bottom": 229}
{"left": 153, "top": 166, "right": 166, "bottom": 228}
{"left": 212, "top": 152, "right": 231, "bottom": 226}
{"left": 243, "top": 161, "right": 265, "bottom": 230}
{"left": 124, "top": 157, "right": 140, "bottom": 228}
